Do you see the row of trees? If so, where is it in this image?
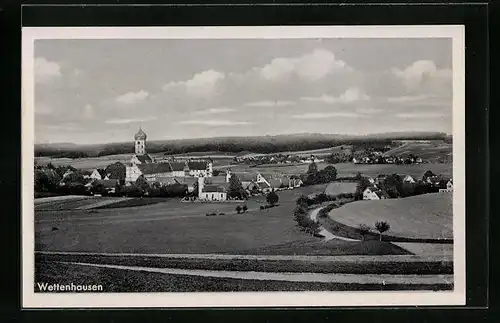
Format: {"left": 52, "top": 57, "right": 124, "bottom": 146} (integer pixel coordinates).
{"left": 293, "top": 197, "right": 321, "bottom": 236}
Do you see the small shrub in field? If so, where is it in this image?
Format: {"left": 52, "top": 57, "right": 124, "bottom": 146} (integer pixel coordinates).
{"left": 242, "top": 205, "right": 248, "bottom": 213}
{"left": 219, "top": 213, "right": 225, "bottom": 215}
{"left": 236, "top": 205, "right": 242, "bottom": 214}
{"left": 260, "top": 205, "right": 265, "bottom": 210}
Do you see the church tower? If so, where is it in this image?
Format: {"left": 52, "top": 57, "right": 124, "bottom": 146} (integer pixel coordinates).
{"left": 134, "top": 127, "right": 147, "bottom": 155}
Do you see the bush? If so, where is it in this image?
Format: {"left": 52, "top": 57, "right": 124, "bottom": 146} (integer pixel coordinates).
{"left": 266, "top": 190, "right": 279, "bottom": 206}
{"left": 358, "top": 224, "right": 372, "bottom": 240}
{"left": 242, "top": 205, "right": 248, "bottom": 213}
{"left": 260, "top": 205, "right": 265, "bottom": 210}
{"left": 293, "top": 205, "right": 321, "bottom": 236}
{"left": 236, "top": 205, "right": 242, "bottom": 214}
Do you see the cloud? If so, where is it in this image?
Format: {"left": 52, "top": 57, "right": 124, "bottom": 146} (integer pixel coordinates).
{"left": 392, "top": 60, "right": 452, "bottom": 92}
{"left": 163, "top": 69, "right": 225, "bottom": 97}
{"left": 35, "top": 57, "right": 61, "bottom": 83}
{"left": 105, "top": 116, "right": 156, "bottom": 124}
{"left": 300, "top": 88, "right": 370, "bottom": 104}
{"left": 243, "top": 100, "right": 295, "bottom": 107}
{"left": 83, "top": 104, "right": 94, "bottom": 119}
{"left": 259, "top": 48, "right": 348, "bottom": 82}
{"left": 395, "top": 112, "right": 446, "bottom": 119}
{"left": 356, "top": 107, "right": 382, "bottom": 114}
{"left": 192, "top": 107, "right": 235, "bottom": 115}
{"left": 115, "top": 90, "right": 149, "bottom": 105}
{"left": 290, "top": 112, "right": 363, "bottom": 119}
{"left": 179, "top": 119, "right": 253, "bottom": 126}
{"left": 387, "top": 94, "right": 431, "bottom": 103}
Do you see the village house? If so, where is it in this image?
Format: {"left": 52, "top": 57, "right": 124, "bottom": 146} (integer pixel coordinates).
{"left": 439, "top": 179, "right": 454, "bottom": 193}
{"left": 86, "top": 179, "right": 119, "bottom": 194}
{"left": 401, "top": 175, "right": 416, "bottom": 183}
{"left": 89, "top": 169, "right": 104, "bottom": 180}
{"left": 362, "top": 186, "right": 389, "bottom": 200}
{"left": 197, "top": 176, "right": 229, "bottom": 201}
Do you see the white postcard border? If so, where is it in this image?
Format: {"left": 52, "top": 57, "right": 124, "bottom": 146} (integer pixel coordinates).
{"left": 22, "top": 25, "right": 466, "bottom": 308}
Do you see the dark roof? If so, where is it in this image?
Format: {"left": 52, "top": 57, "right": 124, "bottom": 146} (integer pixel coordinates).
{"left": 138, "top": 163, "right": 173, "bottom": 174}
{"left": 188, "top": 161, "right": 208, "bottom": 170}
{"left": 135, "top": 154, "right": 153, "bottom": 163}
{"left": 232, "top": 172, "right": 258, "bottom": 182}
{"left": 134, "top": 127, "right": 147, "bottom": 140}
{"left": 269, "top": 179, "right": 283, "bottom": 188}
{"left": 375, "top": 190, "right": 391, "bottom": 199}
{"left": 173, "top": 177, "right": 198, "bottom": 186}
{"left": 169, "top": 162, "right": 186, "bottom": 171}
{"left": 202, "top": 183, "right": 229, "bottom": 193}
{"left": 205, "top": 176, "right": 227, "bottom": 184}
{"left": 94, "top": 179, "right": 118, "bottom": 189}
{"left": 105, "top": 162, "right": 126, "bottom": 180}
{"left": 256, "top": 182, "right": 270, "bottom": 189}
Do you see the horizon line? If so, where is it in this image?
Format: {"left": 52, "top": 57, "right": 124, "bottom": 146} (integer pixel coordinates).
{"left": 35, "top": 131, "right": 452, "bottom": 147}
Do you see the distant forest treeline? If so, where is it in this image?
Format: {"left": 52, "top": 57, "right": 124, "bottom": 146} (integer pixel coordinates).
{"left": 35, "top": 132, "right": 452, "bottom": 159}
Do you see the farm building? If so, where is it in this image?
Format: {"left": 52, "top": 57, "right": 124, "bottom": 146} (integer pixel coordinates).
{"left": 362, "top": 186, "right": 389, "bottom": 200}
{"left": 401, "top": 175, "right": 416, "bottom": 183}
{"left": 439, "top": 179, "right": 454, "bottom": 193}
{"left": 197, "top": 176, "right": 228, "bottom": 201}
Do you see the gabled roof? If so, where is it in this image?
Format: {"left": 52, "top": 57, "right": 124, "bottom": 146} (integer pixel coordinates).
{"left": 232, "top": 172, "right": 258, "bottom": 182}
{"left": 137, "top": 163, "right": 173, "bottom": 174}
{"left": 94, "top": 179, "right": 118, "bottom": 189}
{"left": 269, "top": 178, "right": 284, "bottom": 188}
{"left": 202, "top": 183, "right": 229, "bottom": 193}
{"left": 135, "top": 154, "right": 153, "bottom": 164}
{"left": 375, "top": 190, "right": 391, "bottom": 199}
{"left": 188, "top": 161, "right": 208, "bottom": 170}
{"left": 256, "top": 182, "right": 271, "bottom": 189}
{"left": 173, "top": 177, "right": 198, "bottom": 186}
{"left": 169, "top": 162, "right": 186, "bottom": 171}
{"left": 205, "top": 176, "right": 227, "bottom": 185}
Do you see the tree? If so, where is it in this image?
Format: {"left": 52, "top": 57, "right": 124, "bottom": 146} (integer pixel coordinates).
{"left": 307, "top": 161, "right": 318, "bottom": 176}
{"left": 296, "top": 195, "right": 310, "bottom": 208}
{"left": 355, "top": 172, "right": 363, "bottom": 181}
{"left": 321, "top": 165, "right": 338, "bottom": 182}
{"left": 266, "top": 189, "right": 279, "bottom": 206}
{"left": 212, "top": 169, "right": 221, "bottom": 176}
{"left": 383, "top": 174, "right": 403, "bottom": 198}
{"left": 135, "top": 176, "right": 150, "bottom": 194}
{"left": 236, "top": 205, "right": 242, "bottom": 214}
{"left": 358, "top": 224, "right": 371, "bottom": 241}
{"left": 375, "top": 221, "right": 390, "bottom": 241}
{"left": 228, "top": 174, "right": 247, "bottom": 200}
{"left": 422, "top": 170, "right": 436, "bottom": 181}
{"left": 242, "top": 205, "right": 248, "bottom": 213}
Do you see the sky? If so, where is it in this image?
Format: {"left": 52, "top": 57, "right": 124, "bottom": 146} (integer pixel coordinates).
{"left": 34, "top": 38, "right": 453, "bottom": 144}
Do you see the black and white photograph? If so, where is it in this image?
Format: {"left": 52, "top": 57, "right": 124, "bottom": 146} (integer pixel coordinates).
{"left": 22, "top": 26, "right": 465, "bottom": 307}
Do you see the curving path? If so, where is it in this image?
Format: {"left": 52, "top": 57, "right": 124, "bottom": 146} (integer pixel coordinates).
{"left": 309, "top": 206, "right": 359, "bottom": 242}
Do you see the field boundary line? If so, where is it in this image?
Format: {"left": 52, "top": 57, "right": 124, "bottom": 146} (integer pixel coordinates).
{"left": 56, "top": 261, "right": 454, "bottom": 285}
{"left": 37, "top": 251, "right": 452, "bottom": 263}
